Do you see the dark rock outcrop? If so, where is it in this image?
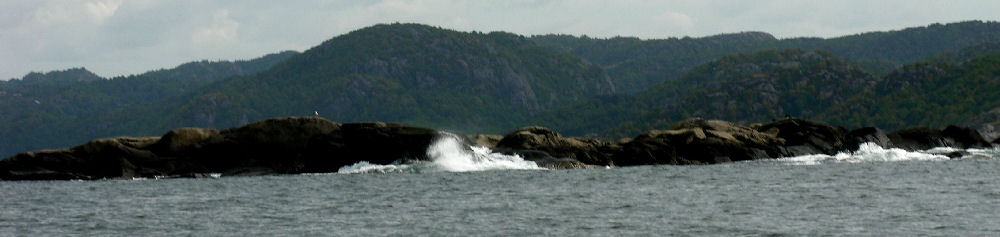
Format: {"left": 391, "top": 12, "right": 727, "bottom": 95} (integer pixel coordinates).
{"left": 887, "top": 126, "right": 991, "bottom": 151}
{"left": 941, "top": 125, "right": 992, "bottom": 148}
{"left": 0, "top": 117, "right": 437, "bottom": 180}
{"left": 495, "top": 127, "right": 617, "bottom": 166}
{"left": 962, "top": 106, "right": 1000, "bottom": 142}
{"left": 0, "top": 137, "right": 160, "bottom": 180}
{"left": 844, "top": 127, "right": 894, "bottom": 151}
{"left": 4, "top": 116, "right": 996, "bottom": 180}
{"left": 754, "top": 118, "right": 849, "bottom": 156}
{"left": 614, "top": 119, "right": 786, "bottom": 165}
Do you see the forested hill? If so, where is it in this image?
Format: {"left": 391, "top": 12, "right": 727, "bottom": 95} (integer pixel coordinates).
{"left": 532, "top": 48, "right": 1000, "bottom": 139}
{"left": 95, "top": 23, "right": 615, "bottom": 137}
{"left": 0, "top": 51, "right": 298, "bottom": 157}
{"left": 4, "top": 21, "right": 1000, "bottom": 158}
{"left": 529, "top": 49, "right": 881, "bottom": 137}
{"left": 531, "top": 21, "right": 1000, "bottom": 93}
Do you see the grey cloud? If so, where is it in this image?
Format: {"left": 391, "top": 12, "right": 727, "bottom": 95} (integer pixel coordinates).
{"left": 1, "top": 0, "right": 998, "bottom": 80}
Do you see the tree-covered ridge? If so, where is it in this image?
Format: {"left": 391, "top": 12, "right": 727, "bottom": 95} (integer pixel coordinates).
{"left": 5, "top": 21, "right": 1000, "bottom": 158}
{"left": 530, "top": 47, "right": 1000, "bottom": 140}
{"left": 107, "top": 23, "right": 617, "bottom": 137}
{"left": 531, "top": 21, "right": 1000, "bottom": 93}
{"left": 0, "top": 51, "right": 299, "bottom": 157}
{"left": 532, "top": 49, "right": 881, "bottom": 138}
{"left": 826, "top": 54, "right": 1000, "bottom": 130}
{"left": 1, "top": 68, "right": 102, "bottom": 87}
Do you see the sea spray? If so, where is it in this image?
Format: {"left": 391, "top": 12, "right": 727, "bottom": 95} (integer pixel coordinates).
{"left": 773, "top": 142, "right": 955, "bottom": 165}
{"left": 338, "top": 132, "right": 542, "bottom": 174}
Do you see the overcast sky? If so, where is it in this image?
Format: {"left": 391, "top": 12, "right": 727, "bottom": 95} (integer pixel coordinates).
{"left": 2, "top": 0, "right": 999, "bottom": 80}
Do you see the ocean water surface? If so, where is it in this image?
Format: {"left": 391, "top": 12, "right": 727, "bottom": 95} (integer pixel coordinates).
{"left": 2, "top": 140, "right": 1000, "bottom": 236}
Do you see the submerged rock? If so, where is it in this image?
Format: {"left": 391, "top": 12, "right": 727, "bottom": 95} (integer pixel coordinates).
{"left": 614, "top": 119, "right": 786, "bottom": 165}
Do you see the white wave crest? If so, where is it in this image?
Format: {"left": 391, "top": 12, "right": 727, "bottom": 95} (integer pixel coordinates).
{"left": 774, "top": 142, "right": 951, "bottom": 165}
{"left": 336, "top": 161, "right": 412, "bottom": 174}
{"left": 337, "top": 132, "right": 543, "bottom": 174}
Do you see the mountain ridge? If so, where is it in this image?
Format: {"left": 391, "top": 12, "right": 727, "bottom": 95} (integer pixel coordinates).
{"left": 4, "top": 21, "right": 1000, "bottom": 158}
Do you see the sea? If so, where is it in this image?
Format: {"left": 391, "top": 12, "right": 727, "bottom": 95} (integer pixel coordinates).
{"left": 3, "top": 135, "right": 1000, "bottom": 236}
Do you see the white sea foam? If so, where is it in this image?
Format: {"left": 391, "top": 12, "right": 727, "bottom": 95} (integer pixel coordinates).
{"left": 773, "top": 142, "right": 952, "bottom": 165}
{"left": 336, "top": 161, "right": 412, "bottom": 174}
{"left": 337, "top": 132, "right": 543, "bottom": 174}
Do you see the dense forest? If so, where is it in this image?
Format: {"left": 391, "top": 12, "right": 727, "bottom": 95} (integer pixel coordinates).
{"left": 2, "top": 21, "right": 1000, "bottom": 157}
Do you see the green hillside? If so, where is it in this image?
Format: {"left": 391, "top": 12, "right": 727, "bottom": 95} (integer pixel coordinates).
{"left": 98, "top": 23, "right": 615, "bottom": 137}
{"left": 532, "top": 21, "right": 1000, "bottom": 93}
{"left": 4, "top": 21, "right": 1000, "bottom": 158}
{"left": 0, "top": 51, "right": 298, "bottom": 156}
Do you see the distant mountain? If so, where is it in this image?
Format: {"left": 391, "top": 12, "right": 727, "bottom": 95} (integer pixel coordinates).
{"left": 534, "top": 50, "right": 1000, "bottom": 139}
{"left": 0, "top": 51, "right": 298, "bottom": 157}
{"left": 824, "top": 54, "right": 1000, "bottom": 130}
{"left": 98, "top": 23, "right": 615, "bottom": 137}
{"left": 1, "top": 68, "right": 102, "bottom": 87}
{"left": 532, "top": 21, "right": 1000, "bottom": 93}
{"left": 5, "top": 21, "right": 1000, "bottom": 158}
{"left": 530, "top": 50, "right": 881, "bottom": 137}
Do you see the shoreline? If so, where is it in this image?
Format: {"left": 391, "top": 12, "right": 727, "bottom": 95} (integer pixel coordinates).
{"left": 2, "top": 117, "right": 997, "bottom": 181}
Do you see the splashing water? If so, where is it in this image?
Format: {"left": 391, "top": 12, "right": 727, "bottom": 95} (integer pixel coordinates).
{"left": 771, "top": 142, "right": 1000, "bottom": 165}
{"left": 337, "top": 132, "right": 543, "bottom": 174}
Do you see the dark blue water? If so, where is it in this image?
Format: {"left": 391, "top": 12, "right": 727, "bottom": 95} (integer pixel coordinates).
{"left": 3, "top": 146, "right": 1000, "bottom": 236}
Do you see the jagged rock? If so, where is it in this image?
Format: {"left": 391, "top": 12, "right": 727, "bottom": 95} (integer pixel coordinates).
{"left": 496, "top": 127, "right": 616, "bottom": 166}
{"left": 614, "top": 119, "right": 786, "bottom": 165}
{"left": 941, "top": 125, "right": 992, "bottom": 148}
{"left": 0, "top": 117, "right": 438, "bottom": 180}
{"left": 887, "top": 125, "right": 990, "bottom": 151}
{"left": 4, "top": 116, "right": 997, "bottom": 181}
{"left": 962, "top": 106, "right": 1000, "bottom": 142}
{"left": 338, "top": 122, "right": 439, "bottom": 165}
{"left": 754, "top": 118, "right": 849, "bottom": 156}
{"left": 0, "top": 137, "right": 160, "bottom": 180}
{"left": 887, "top": 127, "right": 950, "bottom": 151}
{"left": 844, "top": 127, "right": 894, "bottom": 151}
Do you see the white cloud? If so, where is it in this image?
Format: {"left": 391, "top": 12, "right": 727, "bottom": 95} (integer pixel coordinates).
{"left": 191, "top": 9, "right": 240, "bottom": 45}
{"left": 85, "top": 0, "right": 123, "bottom": 24}
{"left": 34, "top": 0, "right": 121, "bottom": 25}
{"left": 2, "top": 0, "right": 1000, "bottom": 80}
{"left": 653, "top": 11, "right": 694, "bottom": 31}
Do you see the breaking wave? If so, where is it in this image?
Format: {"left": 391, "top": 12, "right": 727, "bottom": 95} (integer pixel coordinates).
{"left": 337, "top": 132, "right": 543, "bottom": 174}
{"left": 770, "top": 142, "right": 1000, "bottom": 165}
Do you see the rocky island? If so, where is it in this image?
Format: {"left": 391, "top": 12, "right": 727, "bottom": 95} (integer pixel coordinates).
{"left": 1, "top": 117, "right": 996, "bottom": 181}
